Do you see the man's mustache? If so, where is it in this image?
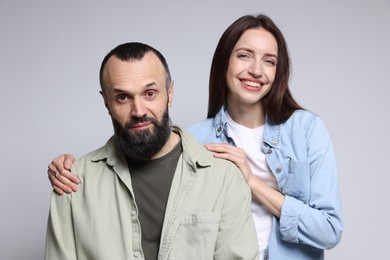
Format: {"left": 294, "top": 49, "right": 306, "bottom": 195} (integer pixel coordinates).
{"left": 124, "top": 115, "right": 157, "bottom": 129}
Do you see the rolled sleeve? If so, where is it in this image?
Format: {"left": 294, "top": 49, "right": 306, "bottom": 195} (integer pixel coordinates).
{"left": 279, "top": 195, "right": 305, "bottom": 243}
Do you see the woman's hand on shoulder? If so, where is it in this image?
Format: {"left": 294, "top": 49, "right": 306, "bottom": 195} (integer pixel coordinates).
{"left": 204, "top": 143, "right": 254, "bottom": 183}
{"left": 47, "top": 154, "right": 79, "bottom": 195}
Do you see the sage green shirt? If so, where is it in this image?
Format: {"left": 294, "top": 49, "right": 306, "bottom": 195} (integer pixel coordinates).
{"left": 45, "top": 126, "right": 259, "bottom": 260}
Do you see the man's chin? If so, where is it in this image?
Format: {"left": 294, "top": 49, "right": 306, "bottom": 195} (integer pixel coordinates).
{"left": 127, "top": 128, "right": 153, "bottom": 138}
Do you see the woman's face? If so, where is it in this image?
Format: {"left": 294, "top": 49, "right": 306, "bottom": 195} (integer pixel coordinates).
{"left": 226, "top": 28, "right": 278, "bottom": 107}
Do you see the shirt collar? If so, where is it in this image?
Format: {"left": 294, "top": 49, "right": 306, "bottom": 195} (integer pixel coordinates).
{"left": 212, "top": 105, "right": 282, "bottom": 148}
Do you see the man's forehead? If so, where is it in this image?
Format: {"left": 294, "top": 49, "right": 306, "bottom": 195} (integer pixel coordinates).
{"left": 102, "top": 53, "right": 166, "bottom": 88}
{"left": 106, "top": 52, "right": 163, "bottom": 71}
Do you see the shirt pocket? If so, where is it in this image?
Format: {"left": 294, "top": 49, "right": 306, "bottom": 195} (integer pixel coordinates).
{"left": 283, "top": 160, "right": 311, "bottom": 203}
{"left": 169, "top": 212, "right": 221, "bottom": 260}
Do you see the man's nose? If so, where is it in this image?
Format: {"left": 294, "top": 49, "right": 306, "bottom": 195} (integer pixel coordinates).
{"left": 130, "top": 97, "right": 147, "bottom": 118}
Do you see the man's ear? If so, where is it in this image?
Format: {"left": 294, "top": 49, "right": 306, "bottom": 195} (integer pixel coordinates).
{"left": 100, "top": 90, "right": 111, "bottom": 115}
{"left": 167, "top": 80, "right": 174, "bottom": 108}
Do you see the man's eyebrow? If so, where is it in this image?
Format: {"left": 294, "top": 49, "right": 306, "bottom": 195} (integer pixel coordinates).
{"left": 145, "top": 82, "right": 157, "bottom": 88}
{"left": 112, "top": 87, "right": 127, "bottom": 93}
{"left": 111, "top": 82, "right": 157, "bottom": 93}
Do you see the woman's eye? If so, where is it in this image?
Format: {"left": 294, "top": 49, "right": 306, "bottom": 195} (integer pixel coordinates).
{"left": 237, "top": 53, "right": 250, "bottom": 59}
{"left": 264, "top": 59, "right": 276, "bottom": 66}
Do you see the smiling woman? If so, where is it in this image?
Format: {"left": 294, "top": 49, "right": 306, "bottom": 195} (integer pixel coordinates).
{"left": 189, "top": 14, "right": 343, "bottom": 259}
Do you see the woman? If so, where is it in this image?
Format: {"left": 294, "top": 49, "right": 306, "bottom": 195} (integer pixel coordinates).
{"left": 48, "top": 14, "right": 343, "bottom": 259}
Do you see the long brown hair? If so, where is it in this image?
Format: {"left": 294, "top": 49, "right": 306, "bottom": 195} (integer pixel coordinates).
{"left": 207, "top": 14, "right": 303, "bottom": 124}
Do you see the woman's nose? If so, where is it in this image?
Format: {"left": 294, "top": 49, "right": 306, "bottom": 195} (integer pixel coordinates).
{"left": 248, "top": 61, "right": 263, "bottom": 77}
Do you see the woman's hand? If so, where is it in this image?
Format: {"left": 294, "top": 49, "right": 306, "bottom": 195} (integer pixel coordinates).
{"left": 47, "top": 154, "right": 79, "bottom": 195}
{"left": 204, "top": 143, "right": 284, "bottom": 217}
{"left": 204, "top": 143, "right": 255, "bottom": 183}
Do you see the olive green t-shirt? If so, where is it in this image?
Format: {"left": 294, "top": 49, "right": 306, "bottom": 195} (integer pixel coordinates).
{"left": 127, "top": 142, "right": 182, "bottom": 260}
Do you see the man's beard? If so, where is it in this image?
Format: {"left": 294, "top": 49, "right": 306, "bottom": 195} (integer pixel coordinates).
{"left": 112, "top": 110, "right": 172, "bottom": 162}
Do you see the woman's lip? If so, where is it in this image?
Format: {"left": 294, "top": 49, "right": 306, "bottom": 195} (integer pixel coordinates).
{"left": 241, "top": 79, "right": 264, "bottom": 91}
{"left": 241, "top": 79, "right": 263, "bottom": 88}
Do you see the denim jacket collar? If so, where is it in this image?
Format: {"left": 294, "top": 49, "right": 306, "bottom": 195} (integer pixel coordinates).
{"left": 212, "top": 106, "right": 281, "bottom": 149}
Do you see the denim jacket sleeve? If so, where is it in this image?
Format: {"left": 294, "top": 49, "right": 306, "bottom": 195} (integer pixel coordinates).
{"left": 277, "top": 114, "right": 343, "bottom": 249}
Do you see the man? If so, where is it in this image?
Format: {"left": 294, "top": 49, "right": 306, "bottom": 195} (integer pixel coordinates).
{"left": 44, "top": 42, "right": 259, "bottom": 260}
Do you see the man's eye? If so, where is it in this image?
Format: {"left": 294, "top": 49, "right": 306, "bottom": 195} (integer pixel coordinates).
{"left": 117, "top": 94, "right": 128, "bottom": 102}
{"left": 145, "top": 91, "right": 156, "bottom": 98}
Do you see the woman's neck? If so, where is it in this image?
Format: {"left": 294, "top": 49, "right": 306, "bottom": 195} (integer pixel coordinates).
{"left": 226, "top": 102, "right": 265, "bottom": 128}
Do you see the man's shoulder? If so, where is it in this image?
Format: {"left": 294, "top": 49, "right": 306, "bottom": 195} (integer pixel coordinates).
{"left": 176, "top": 126, "right": 244, "bottom": 183}
{"left": 72, "top": 137, "right": 117, "bottom": 172}
{"left": 74, "top": 146, "right": 104, "bottom": 164}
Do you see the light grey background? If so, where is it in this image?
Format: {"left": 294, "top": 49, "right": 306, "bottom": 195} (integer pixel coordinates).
{"left": 1, "top": 0, "right": 389, "bottom": 259}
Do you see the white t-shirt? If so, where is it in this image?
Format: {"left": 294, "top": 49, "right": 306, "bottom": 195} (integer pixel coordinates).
{"left": 226, "top": 114, "right": 278, "bottom": 256}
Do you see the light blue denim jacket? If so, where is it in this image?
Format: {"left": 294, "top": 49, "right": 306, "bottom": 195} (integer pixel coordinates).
{"left": 187, "top": 107, "right": 343, "bottom": 260}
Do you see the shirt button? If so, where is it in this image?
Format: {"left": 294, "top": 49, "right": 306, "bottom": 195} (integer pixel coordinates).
{"left": 276, "top": 167, "right": 282, "bottom": 173}
{"left": 134, "top": 251, "right": 140, "bottom": 257}
{"left": 217, "top": 126, "right": 222, "bottom": 132}
{"left": 264, "top": 255, "right": 269, "bottom": 260}
{"left": 271, "top": 139, "right": 278, "bottom": 145}
{"left": 131, "top": 210, "right": 137, "bottom": 216}
{"left": 267, "top": 149, "right": 272, "bottom": 154}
